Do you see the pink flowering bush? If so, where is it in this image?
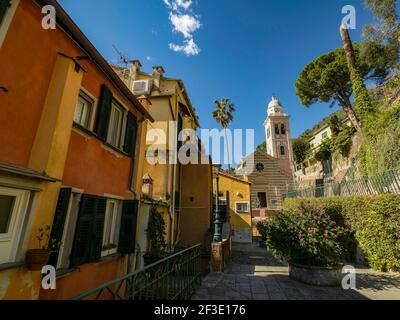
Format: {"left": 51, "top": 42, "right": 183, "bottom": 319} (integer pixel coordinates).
{"left": 264, "top": 203, "right": 352, "bottom": 267}
{"left": 256, "top": 219, "right": 272, "bottom": 241}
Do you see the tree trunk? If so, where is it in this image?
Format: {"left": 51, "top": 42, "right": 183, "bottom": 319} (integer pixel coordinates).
{"left": 224, "top": 127, "right": 231, "bottom": 171}
{"left": 340, "top": 95, "right": 362, "bottom": 132}
{"left": 340, "top": 25, "right": 362, "bottom": 132}
{"left": 340, "top": 24, "right": 375, "bottom": 122}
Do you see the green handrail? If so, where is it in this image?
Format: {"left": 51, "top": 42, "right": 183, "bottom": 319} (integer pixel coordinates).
{"left": 72, "top": 244, "right": 202, "bottom": 300}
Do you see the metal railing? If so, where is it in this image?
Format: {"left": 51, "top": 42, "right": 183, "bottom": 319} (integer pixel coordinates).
{"left": 288, "top": 169, "right": 400, "bottom": 199}
{"left": 72, "top": 244, "right": 202, "bottom": 300}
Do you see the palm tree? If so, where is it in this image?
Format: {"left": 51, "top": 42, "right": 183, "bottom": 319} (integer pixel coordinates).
{"left": 212, "top": 98, "right": 236, "bottom": 170}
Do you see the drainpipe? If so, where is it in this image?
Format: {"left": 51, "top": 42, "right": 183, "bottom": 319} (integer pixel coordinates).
{"left": 170, "top": 99, "right": 179, "bottom": 251}
{"left": 127, "top": 115, "right": 145, "bottom": 275}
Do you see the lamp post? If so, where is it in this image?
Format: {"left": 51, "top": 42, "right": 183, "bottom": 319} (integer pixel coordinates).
{"left": 213, "top": 172, "right": 222, "bottom": 243}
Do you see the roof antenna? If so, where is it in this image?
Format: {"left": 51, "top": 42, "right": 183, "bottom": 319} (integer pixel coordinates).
{"left": 112, "top": 44, "right": 131, "bottom": 81}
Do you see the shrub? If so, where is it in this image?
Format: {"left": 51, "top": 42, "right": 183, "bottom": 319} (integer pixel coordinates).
{"left": 256, "top": 219, "right": 272, "bottom": 241}
{"left": 360, "top": 105, "right": 400, "bottom": 175}
{"left": 284, "top": 195, "right": 400, "bottom": 272}
{"left": 263, "top": 204, "right": 352, "bottom": 268}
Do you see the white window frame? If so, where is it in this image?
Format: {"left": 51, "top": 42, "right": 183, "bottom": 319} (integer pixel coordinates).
{"left": 73, "top": 90, "right": 95, "bottom": 129}
{"left": 235, "top": 201, "right": 250, "bottom": 214}
{"left": 55, "top": 189, "right": 83, "bottom": 270}
{"left": 0, "top": 0, "right": 20, "bottom": 49}
{"left": 101, "top": 199, "right": 121, "bottom": 257}
{"left": 0, "top": 185, "right": 30, "bottom": 265}
{"left": 107, "top": 99, "right": 128, "bottom": 150}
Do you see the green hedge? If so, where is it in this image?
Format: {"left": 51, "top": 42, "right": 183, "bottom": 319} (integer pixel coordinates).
{"left": 284, "top": 195, "right": 400, "bottom": 272}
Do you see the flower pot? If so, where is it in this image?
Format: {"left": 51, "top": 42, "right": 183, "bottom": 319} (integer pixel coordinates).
{"left": 289, "top": 262, "right": 342, "bottom": 287}
{"left": 25, "top": 249, "right": 52, "bottom": 271}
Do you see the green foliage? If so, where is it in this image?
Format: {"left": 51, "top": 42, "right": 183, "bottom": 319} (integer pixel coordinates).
{"left": 360, "top": 104, "right": 400, "bottom": 174}
{"left": 146, "top": 206, "right": 167, "bottom": 259}
{"left": 212, "top": 98, "right": 235, "bottom": 129}
{"left": 256, "top": 141, "right": 266, "bottom": 151}
{"left": 256, "top": 219, "right": 272, "bottom": 241}
{"left": 314, "top": 139, "right": 332, "bottom": 162}
{"left": 328, "top": 116, "right": 357, "bottom": 158}
{"left": 296, "top": 44, "right": 393, "bottom": 111}
{"left": 263, "top": 204, "right": 351, "bottom": 267}
{"left": 292, "top": 138, "right": 310, "bottom": 165}
{"left": 284, "top": 195, "right": 400, "bottom": 272}
{"left": 363, "top": 0, "right": 399, "bottom": 63}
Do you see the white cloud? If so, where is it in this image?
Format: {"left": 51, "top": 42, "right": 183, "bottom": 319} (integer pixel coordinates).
{"left": 162, "top": 0, "right": 201, "bottom": 56}
{"left": 169, "top": 13, "right": 201, "bottom": 39}
{"left": 146, "top": 56, "right": 153, "bottom": 61}
{"left": 163, "top": 0, "right": 193, "bottom": 11}
{"left": 169, "top": 38, "right": 200, "bottom": 56}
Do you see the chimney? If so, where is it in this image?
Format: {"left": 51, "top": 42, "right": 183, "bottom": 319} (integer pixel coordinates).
{"left": 152, "top": 66, "right": 165, "bottom": 92}
{"left": 130, "top": 60, "right": 142, "bottom": 81}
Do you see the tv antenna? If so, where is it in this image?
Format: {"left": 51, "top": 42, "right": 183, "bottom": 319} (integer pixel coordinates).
{"left": 112, "top": 45, "right": 132, "bottom": 82}
{"left": 112, "top": 44, "right": 131, "bottom": 67}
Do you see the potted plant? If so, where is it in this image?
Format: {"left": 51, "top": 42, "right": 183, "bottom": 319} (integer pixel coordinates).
{"left": 263, "top": 204, "right": 352, "bottom": 286}
{"left": 144, "top": 207, "right": 167, "bottom": 266}
{"left": 25, "top": 225, "right": 59, "bottom": 271}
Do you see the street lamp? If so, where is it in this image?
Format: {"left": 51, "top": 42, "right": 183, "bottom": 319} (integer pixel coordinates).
{"left": 213, "top": 171, "right": 222, "bottom": 243}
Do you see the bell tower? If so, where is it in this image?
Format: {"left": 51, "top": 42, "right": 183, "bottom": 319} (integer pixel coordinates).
{"left": 264, "top": 96, "right": 294, "bottom": 174}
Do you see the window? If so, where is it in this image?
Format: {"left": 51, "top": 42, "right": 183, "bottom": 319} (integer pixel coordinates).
{"left": 0, "top": 0, "right": 11, "bottom": 26}
{"left": 280, "top": 145, "right": 286, "bottom": 156}
{"left": 102, "top": 200, "right": 121, "bottom": 257}
{"left": 281, "top": 124, "right": 286, "bottom": 135}
{"left": 322, "top": 131, "right": 329, "bottom": 140}
{"left": 257, "top": 192, "right": 267, "bottom": 209}
{"left": 236, "top": 202, "right": 249, "bottom": 214}
{"left": 74, "top": 91, "right": 94, "bottom": 129}
{"left": 275, "top": 124, "right": 280, "bottom": 135}
{"left": 0, "top": 186, "right": 30, "bottom": 265}
{"left": 107, "top": 101, "right": 125, "bottom": 148}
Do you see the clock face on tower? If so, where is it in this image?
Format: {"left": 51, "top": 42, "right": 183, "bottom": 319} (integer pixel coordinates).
{"left": 256, "top": 163, "right": 264, "bottom": 172}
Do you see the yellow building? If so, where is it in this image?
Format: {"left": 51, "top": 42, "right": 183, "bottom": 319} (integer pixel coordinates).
{"left": 213, "top": 169, "right": 252, "bottom": 244}
{"left": 113, "top": 61, "right": 212, "bottom": 264}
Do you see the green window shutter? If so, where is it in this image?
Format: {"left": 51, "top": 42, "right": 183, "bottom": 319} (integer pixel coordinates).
{"left": 95, "top": 85, "right": 113, "bottom": 141}
{"left": 123, "top": 112, "right": 138, "bottom": 156}
{"left": 48, "top": 188, "right": 72, "bottom": 267}
{"left": 118, "top": 200, "right": 139, "bottom": 254}
{"left": 89, "top": 197, "right": 107, "bottom": 262}
{"left": 70, "top": 195, "right": 106, "bottom": 267}
{"left": 174, "top": 191, "right": 180, "bottom": 209}
{"left": 177, "top": 114, "right": 183, "bottom": 150}
{"left": 0, "top": 0, "right": 11, "bottom": 26}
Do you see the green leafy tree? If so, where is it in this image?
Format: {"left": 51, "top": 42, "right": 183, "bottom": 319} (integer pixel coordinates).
{"left": 363, "top": 0, "right": 399, "bottom": 65}
{"left": 314, "top": 139, "right": 333, "bottom": 163}
{"left": 292, "top": 138, "right": 310, "bottom": 166}
{"left": 212, "top": 98, "right": 236, "bottom": 170}
{"left": 296, "top": 43, "right": 392, "bottom": 131}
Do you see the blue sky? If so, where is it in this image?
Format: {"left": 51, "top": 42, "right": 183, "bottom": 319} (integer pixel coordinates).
{"left": 59, "top": 0, "right": 374, "bottom": 150}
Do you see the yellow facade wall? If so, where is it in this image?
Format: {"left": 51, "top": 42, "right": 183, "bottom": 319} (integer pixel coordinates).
{"left": 0, "top": 55, "right": 84, "bottom": 300}
{"left": 214, "top": 173, "right": 252, "bottom": 243}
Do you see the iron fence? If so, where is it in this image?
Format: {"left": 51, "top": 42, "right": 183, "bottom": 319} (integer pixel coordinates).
{"left": 72, "top": 244, "right": 202, "bottom": 300}
{"left": 288, "top": 169, "right": 400, "bottom": 199}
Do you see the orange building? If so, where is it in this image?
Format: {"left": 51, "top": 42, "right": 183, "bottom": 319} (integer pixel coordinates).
{"left": 0, "top": 0, "right": 153, "bottom": 299}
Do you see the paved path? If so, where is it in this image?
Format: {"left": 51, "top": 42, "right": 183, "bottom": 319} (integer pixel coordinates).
{"left": 192, "top": 243, "right": 400, "bottom": 300}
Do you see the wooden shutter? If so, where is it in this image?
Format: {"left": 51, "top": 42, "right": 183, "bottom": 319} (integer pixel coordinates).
{"left": 48, "top": 188, "right": 72, "bottom": 267}
{"left": 123, "top": 112, "right": 138, "bottom": 156}
{"left": 118, "top": 200, "right": 139, "bottom": 254}
{"left": 0, "top": 0, "right": 11, "bottom": 25}
{"left": 70, "top": 195, "right": 106, "bottom": 267}
{"left": 95, "top": 85, "right": 113, "bottom": 141}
